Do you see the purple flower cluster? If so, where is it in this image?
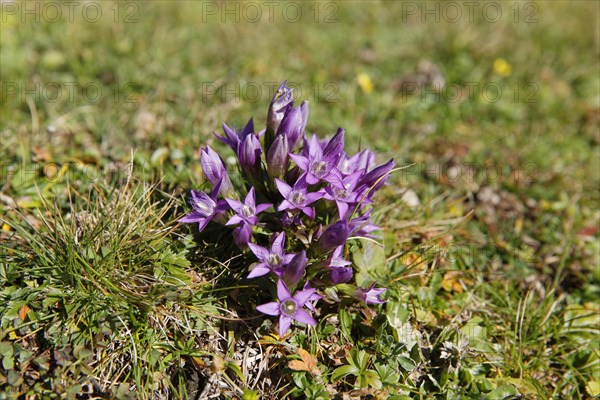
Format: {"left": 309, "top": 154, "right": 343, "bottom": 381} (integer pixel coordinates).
{"left": 180, "top": 81, "right": 393, "bottom": 338}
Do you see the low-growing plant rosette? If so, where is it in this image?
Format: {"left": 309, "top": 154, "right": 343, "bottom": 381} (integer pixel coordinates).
{"left": 180, "top": 81, "right": 394, "bottom": 338}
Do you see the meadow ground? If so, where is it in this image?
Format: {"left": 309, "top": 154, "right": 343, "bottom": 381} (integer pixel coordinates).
{"left": 0, "top": 1, "right": 599, "bottom": 399}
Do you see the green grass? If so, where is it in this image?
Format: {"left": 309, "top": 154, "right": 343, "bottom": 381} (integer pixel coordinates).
{"left": 1, "top": 1, "right": 599, "bottom": 398}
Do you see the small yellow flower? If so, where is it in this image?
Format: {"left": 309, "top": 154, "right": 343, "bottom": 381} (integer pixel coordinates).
{"left": 357, "top": 73, "right": 374, "bottom": 94}
{"left": 493, "top": 58, "right": 512, "bottom": 77}
{"left": 2, "top": 223, "right": 11, "bottom": 232}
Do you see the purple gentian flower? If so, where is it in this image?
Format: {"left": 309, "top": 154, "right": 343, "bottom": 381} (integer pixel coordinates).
{"left": 283, "top": 250, "right": 307, "bottom": 287}
{"left": 256, "top": 280, "right": 317, "bottom": 338}
{"left": 247, "top": 232, "right": 294, "bottom": 278}
{"left": 266, "top": 133, "right": 289, "bottom": 179}
{"left": 200, "top": 146, "right": 233, "bottom": 195}
{"left": 233, "top": 222, "right": 253, "bottom": 248}
{"left": 275, "top": 176, "right": 322, "bottom": 218}
{"left": 226, "top": 187, "right": 272, "bottom": 227}
{"left": 238, "top": 133, "right": 262, "bottom": 178}
{"left": 354, "top": 283, "right": 386, "bottom": 304}
{"left": 319, "top": 220, "right": 352, "bottom": 251}
{"left": 215, "top": 118, "right": 254, "bottom": 152}
{"left": 267, "top": 81, "right": 294, "bottom": 135}
{"left": 322, "top": 127, "right": 345, "bottom": 158}
{"left": 289, "top": 129, "right": 345, "bottom": 187}
{"left": 326, "top": 247, "right": 353, "bottom": 284}
{"left": 277, "top": 101, "right": 309, "bottom": 150}
{"left": 328, "top": 246, "right": 352, "bottom": 268}
{"left": 280, "top": 211, "right": 303, "bottom": 227}
{"left": 179, "top": 180, "right": 226, "bottom": 232}
{"left": 302, "top": 281, "right": 322, "bottom": 312}
{"left": 322, "top": 171, "right": 367, "bottom": 219}
{"left": 329, "top": 267, "right": 353, "bottom": 284}
{"left": 357, "top": 159, "right": 395, "bottom": 195}
{"left": 348, "top": 211, "right": 381, "bottom": 239}
{"left": 338, "top": 149, "right": 376, "bottom": 176}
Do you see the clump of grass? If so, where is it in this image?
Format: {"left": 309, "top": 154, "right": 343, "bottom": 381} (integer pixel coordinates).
{"left": 0, "top": 175, "right": 231, "bottom": 398}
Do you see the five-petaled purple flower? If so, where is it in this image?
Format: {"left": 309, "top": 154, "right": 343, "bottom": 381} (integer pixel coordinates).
{"left": 290, "top": 129, "right": 345, "bottom": 187}
{"left": 338, "top": 149, "right": 376, "bottom": 176}
{"left": 275, "top": 176, "right": 322, "bottom": 218}
{"left": 179, "top": 180, "right": 225, "bottom": 232}
{"left": 225, "top": 187, "right": 272, "bottom": 247}
{"left": 247, "top": 232, "right": 294, "bottom": 278}
{"left": 354, "top": 283, "right": 386, "bottom": 304}
{"left": 321, "top": 171, "right": 368, "bottom": 219}
{"left": 225, "top": 187, "right": 272, "bottom": 227}
{"left": 256, "top": 280, "right": 317, "bottom": 338}
{"left": 215, "top": 118, "right": 255, "bottom": 152}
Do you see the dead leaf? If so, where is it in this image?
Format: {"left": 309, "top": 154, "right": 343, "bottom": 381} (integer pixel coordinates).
{"left": 288, "top": 348, "right": 321, "bottom": 376}
{"left": 441, "top": 271, "right": 473, "bottom": 293}
{"left": 19, "top": 305, "right": 31, "bottom": 321}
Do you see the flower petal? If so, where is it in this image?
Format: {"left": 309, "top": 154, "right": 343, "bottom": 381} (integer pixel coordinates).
{"left": 178, "top": 212, "right": 204, "bottom": 223}
{"left": 276, "top": 279, "right": 292, "bottom": 301}
{"left": 272, "top": 232, "right": 286, "bottom": 254}
{"left": 225, "top": 215, "right": 243, "bottom": 226}
{"left": 225, "top": 198, "right": 244, "bottom": 213}
{"left": 247, "top": 264, "right": 271, "bottom": 279}
{"left": 275, "top": 178, "right": 292, "bottom": 198}
{"left": 255, "top": 203, "right": 273, "bottom": 214}
{"left": 256, "top": 302, "right": 280, "bottom": 316}
{"left": 293, "top": 287, "right": 316, "bottom": 305}
{"left": 304, "top": 192, "right": 323, "bottom": 205}
{"left": 336, "top": 200, "right": 349, "bottom": 219}
{"left": 307, "top": 134, "right": 323, "bottom": 160}
{"left": 245, "top": 187, "right": 256, "bottom": 208}
{"left": 305, "top": 173, "right": 320, "bottom": 185}
{"left": 279, "top": 315, "right": 292, "bottom": 337}
{"left": 293, "top": 309, "right": 317, "bottom": 326}
{"left": 209, "top": 179, "right": 223, "bottom": 200}
{"left": 197, "top": 218, "right": 212, "bottom": 232}
{"left": 247, "top": 242, "right": 270, "bottom": 261}
{"left": 289, "top": 154, "right": 309, "bottom": 171}
{"left": 278, "top": 200, "right": 293, "bottom": 212}
{"left": 325, "top": 168, "right": 344, "bottom": 188}
{"left": 300, "top": 206, "right": 315, "bottom": 219}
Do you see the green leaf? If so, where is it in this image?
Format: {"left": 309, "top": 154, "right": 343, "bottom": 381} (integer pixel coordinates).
{"left": 339, "top": 308, "right": 352, "bottom": 337}
{"left": 586, "top": 380, "right": 600, "bottom": 397}
{"left": 331, "top": 365, "right": 359, "bottom": 382}
{"left": 350, "top": 349, "right": 370, "bottom": 370}
{"left": 0, "top": 342, "right": 14, "bottom": 356}
{"left": 352, "top": 239, "right": 386, "bottom": 285}
{"left": 487, "top": 384, "right": 520, "bottom": 400}
{"left": 225, "top": 361, "right": 245, "bottom": 383}
{"left": 398, "top": 355, "right": 416, "bottom": 372}
{"left": 461, "top": 317, "right": 488, "bottom": 341}
{"left": 2, "top": 354, "right": 14, "bottom": 370}
{"left": 375, "top": 363, "right": 400, "bottom": 385}
{"left": 364, "top": 369, "right": 382, "bottom": 389}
